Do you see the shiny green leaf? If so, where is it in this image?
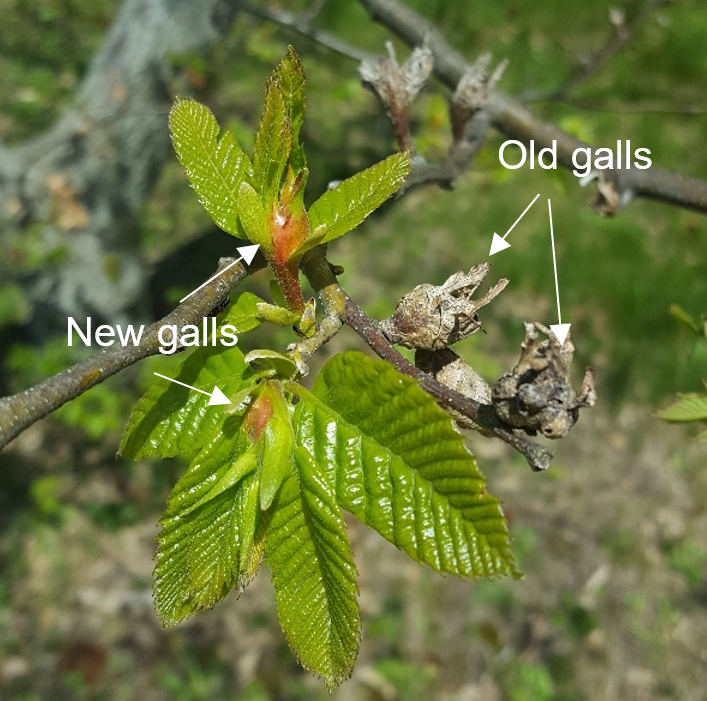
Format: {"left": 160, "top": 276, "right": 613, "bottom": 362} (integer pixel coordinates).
{"left": 182, "top": 448, "right": 258, "bottom": 517}
{"left": 308, "top": 151, "right": 411, "bottom": 244}
{"left": 169, "top": 97, "right": 251, "bottom": 237}
{"left": 266, "top": 445, "right": 360, "bottom": 689}
{"left": 293, "top": 351, "right": 519, "bottom": 580}
{"left": 153, "top": 417, "right": 263, "bottom": 626}
{"left": 119, "top": 345, "right": 252, "bottom": 459}
{"left": 259, "top": 413, "right": 295, "bottom": 510}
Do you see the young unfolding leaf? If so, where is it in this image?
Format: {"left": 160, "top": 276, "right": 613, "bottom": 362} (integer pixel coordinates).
{"left": 254, "top": 71, "right": 293, "bottom": 207}
{"left": 291, "top": 223, "right": 328, "bottom": 257}
{"left": 266, "top": 446, "right": 360, "bottom": 689}
{"left": 276, "top": 46, "right": 307, "bottom": 178}
{"left": 169, "top": 98, "right": 252, "bottom": 237}
{"left": 293, "top": 351, "right": 519, "bottom": 580}
{"left": 244, "top": 349, "right": 299, "bottom": 379}
{"left": 182, "top": 449, "right": 258, "bottom": 517}
{"left": 254, "top": 302, "right": 302, "bottom": 326}
{"left": 119, "top": 344, "right": 253, "bottom": 460}
{"left": 221, "top": 291, "right": 267, "bottom": 336}
{"left": 153, "top": 417, "right": 263, "bottom": 626}
{"left": 237, "top": 181, "right": 271, "bottom": 250}
{"left": 307, "top": 151, "right": 412, "bottom": 245}
{"left": 254, "top": 383, "right": 295, "bottom": 510}
{"left": 259, "top": 415, "right": 294, "bottom": 510}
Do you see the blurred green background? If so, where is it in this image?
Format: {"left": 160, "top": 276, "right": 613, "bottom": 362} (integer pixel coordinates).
{"left": 0, "top": 0, "right": 706, "bottom": 699}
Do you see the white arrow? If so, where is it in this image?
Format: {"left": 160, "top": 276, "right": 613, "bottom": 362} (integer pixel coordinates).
{"left": 547, "top": 199, "right": 571, "bottom": 345}
{"left": 489, "top": 193, "right": 540, "bottom": 256}
{"left": 180, "top": 244, "right": 260, "bottom": 303}
{"left": 154, "top": 372, "right": 231, "bottom": 406}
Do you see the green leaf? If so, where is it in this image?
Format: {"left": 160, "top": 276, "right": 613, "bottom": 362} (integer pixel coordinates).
{"left": 308, "top": 151, "right": 412, "bottom": 244}
{"left": 220, "top": 291, "right": 266, "bottom": 335}
{"left": 266, "top": 445, "right": 360, "bottom": 689}
{"left": 655, "top": 392, "right": 707, "bottom": 422}
{"left": 292, "top": 351, "right": 519, "bottom": 580}
{"left": 238, "top": 478, "right": 269, "bottom": 585}
{"left": 169, "top": 97, "right": 252, "bottom": 237}
{"left": 182, "top": 478, "right": 261, "bottom": 615}
{"left": 237, "top": 182, "right": 271, "bottom": 250}
{"left": 291, "top": 223, "right": 327, "bottom": 258}
{"left": 182, "top": 448, "right": 258, "bottom": 517}
{"left": 259, "top": 413, "right": 295, "bottom": 510}
{"left": 253, "top": 70, "right": 292, "bottom": 206}
{"left": 153, "top": 418, "right": 263, "bottom": 626}
{"left": 245, "top": 349, "right": 299, "bottom": 379}
{"left": 277, "top": 46, "right": 307, "bottom": 178}
{"left": 119, "top": 345, "right": 252, "bottom": 459}
{"left": 255, "top": 302, "right": 301, "bottom": 326}
{"left": 256, "top": 382, "right": 296, "bottom": 510}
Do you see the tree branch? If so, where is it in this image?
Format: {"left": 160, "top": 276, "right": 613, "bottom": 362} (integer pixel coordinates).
{"left": 343, "top": 295, "right": 553, "bottom": 472}
{"left": 290, "top": 246, "right": 553, "bottom": 470}
{"left": 288, "top": 246, "right": 347, "bottom": 374}
{"left": 1, "top": 234, "right": 553, "bottom": 472}
{"left": 0, "top": 255, "right": 266, "bottom": 451}
{"left": 356, "top": 0, "right": 707, "bottom": 215}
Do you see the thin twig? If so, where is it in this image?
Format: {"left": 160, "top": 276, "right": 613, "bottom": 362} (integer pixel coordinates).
{"left": 540, "top": 0, "right": 673, "bottom": 100}
{"left": 289, "top": 246, "right": 347, "bottom": 372}
{"left": 241, "top": 2, "right": 374, "bottom": 63}
{"left": 399, "top": 112, "right": 489, "bottom": 194}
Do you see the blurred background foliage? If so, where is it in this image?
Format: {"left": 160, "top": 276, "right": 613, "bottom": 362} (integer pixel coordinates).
{"left": 0, "top": 0, "right": 706, "bottom": 699}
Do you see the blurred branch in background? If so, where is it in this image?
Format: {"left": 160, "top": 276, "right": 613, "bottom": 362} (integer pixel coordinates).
{"left": 355, "top": 0, "right": 707, "bottom": 215}
{"left": 535, "top": 0, "right": 675, "bottom": 101}
{"left": 241, "top": 1, "right": 374, "bottom": 62}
